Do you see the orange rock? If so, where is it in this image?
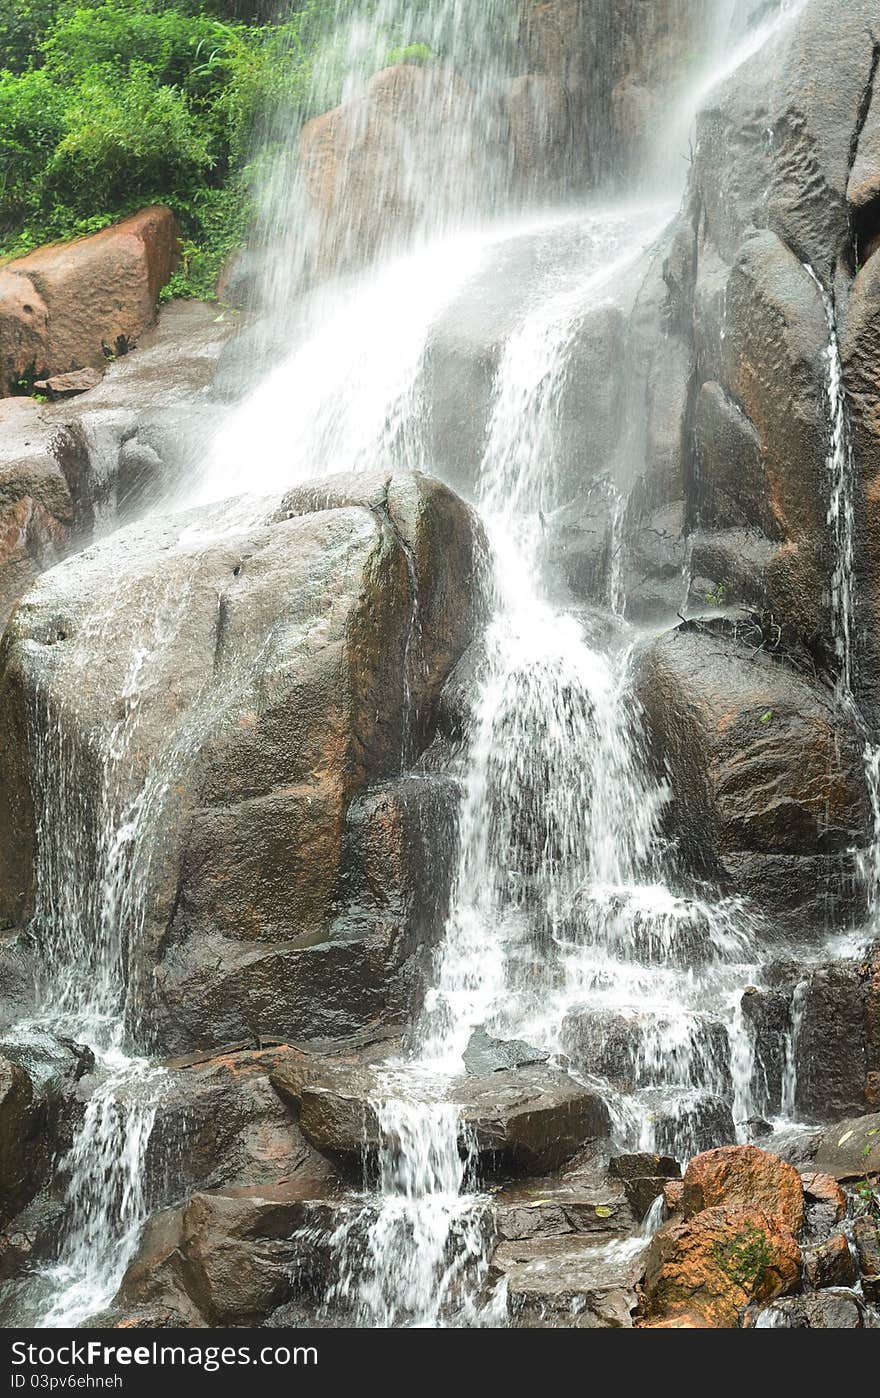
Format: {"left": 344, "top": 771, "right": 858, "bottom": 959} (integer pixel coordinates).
{"left": 663, "top": 1179, "right": 684, "bottom": 1215}
{"left": 681, "top": 1144, "right": 804, "bottom": 1235}
{"left": 641, "top": 1205, "right": 802, "bottom": 1329}
{"left": 0, "top": 207, "right": 179, "bottom": 395}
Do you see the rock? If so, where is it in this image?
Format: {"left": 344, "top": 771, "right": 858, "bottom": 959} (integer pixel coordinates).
{"left": 641, "top": 1205, "right": 802, "bottom": 1328}
{"left": 743, "top": 1118, "right": 773, "bottom": 1141}
{"left": 298, "top": 65, "right": 486, "bottom": 276}
{"left": 609, "top": 1154, "right": 681, "bottom": 1183}
{"left": 610, "top": 78, "right": 659, "bottom": 165}
{"left": 115, "top": 1180, "right": 343, "bottom": 1328}
{"left": 813, "top": 1113, "right": 880, "bottom": 1181}
{"left": 492, "top": 1175, "right": 633, "bottom": 1242}
{"left": 663, "top": 1179, "right": 684, "bottom": 1216}
{"left": 693, "top": 381, "right": 781, "bottom": 537}
{"left": 693, "top": 0, "right": 879, "bottom": 276}
{"left": 458, "top": 1068, "right": 610, "bottom": 1175}
{"left": 505, "top": 74, "right": 572, "bottom": 195}
{"left": 146, "top": 1044, "right": 341, "bottom": 1201}
{"left": 755, "top": 1290, "right": 877, "bottom": 1329}
{"left": 270, "top": 1054, "right": 610, "bottom": 1176}
{"left": 853, "top": 1214, "right": 880, "bottom": 1303}
{"left": 560, "top": 1007, "right": 731, "bottom": 1096}
{"left": 681, "top": 1145, "right": 805, "bottom": 1236}
{"left": 515, "top": 0, "right": 590, "bottom": 179}
{"left": 0, "top": 397, "right": 73, "bottom": 628}
{"left": 0, "top": 469, "right": 486, "bottom": 1050}
{"left": 739, "top": 985, "right": 790, "bottom": 1119}
{"left": 0, "top": 1058, "right": 34, "bottom": 1222}
{"left": 490, "top": 1234, "right": 640, "bottom": 1329}
{"left": 0, "top": 208, "right": 180, "bottom": 395}
{"left": 0, "top": 1230, "right": 32, "bottom": 1284}
{"left": 33, "top": 368, "right": 103, "bottom": 399}
{"left": 462, "top": 1028, "right": 549, "bottom": 1076}
{"left": 51, "top": 299, "right": 237, "bottom": 531}
{"left": 643, "top": 1090, "right": 737, "bottom": 1161}
{"left": 800, "top": 1171, "right": 847, "bottom": 1223}
{"left": 803, "top": 1232, "right": 857, "bottom": 1290}
{"left": 794, "top": 958, "right": 875, "bottom": 1119}
{"left": 636, "top": 627, "right": 870, "bottom": 932}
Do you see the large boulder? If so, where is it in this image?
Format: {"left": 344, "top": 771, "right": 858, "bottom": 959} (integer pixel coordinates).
{"left": 146, "top": 1043, "right": 342, "bottom": 1200}
{"left": 0, "top": 469, "right": 486, "bottom": 1051}
{"left": 641, "top": 1205, "right": 802, "bottom": 1328}
{"left": 636, "top": 625, "right": 871, "bottom": 932}
{"left": 680, "top": 1145, "right": 804, "bottom": 1236}
{"left": 114, "top": 1181, "right": 340, "bottom": 1327}
{"left": 0, "top": 208, "right": 180, "bottom": 396}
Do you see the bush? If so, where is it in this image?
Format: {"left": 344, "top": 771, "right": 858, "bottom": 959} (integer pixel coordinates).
{"left": 0, "top": 1, "right": 443, "bottom": 296}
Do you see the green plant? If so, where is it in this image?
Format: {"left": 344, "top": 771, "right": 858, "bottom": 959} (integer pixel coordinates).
{"left": 705, "top": 581, "right": 727, "bottom": 607}
{"left": 385, "top": 41, "right": 432, "bottom": 67}
{"left": 713, "top": 1224, "right": 773, "bottom": 1290}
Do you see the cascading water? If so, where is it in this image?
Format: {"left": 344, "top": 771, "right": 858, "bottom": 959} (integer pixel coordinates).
{"left": 9, "top": 0, "right": 843, "bottom": 1330}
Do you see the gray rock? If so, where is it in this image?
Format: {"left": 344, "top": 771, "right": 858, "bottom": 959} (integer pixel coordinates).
{"left": 813, "top": 1112, "right": 880, "bottom": 1180}
{"left": 462, "top": 1027, "right": 549, "bottom": 1076}
{"left": 270, "top": 1053, "right": 609, "bottom": 1176}
{"left": 489, "top": 1233, "right": 641, "bottom": 1328}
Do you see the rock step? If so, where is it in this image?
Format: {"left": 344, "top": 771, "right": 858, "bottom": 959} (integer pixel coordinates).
{"left": 489, "top": 1234, "right": 644, "bottom": 1328}
{"left": 270, "top": 1054, "right": 611, "bottom": 1177}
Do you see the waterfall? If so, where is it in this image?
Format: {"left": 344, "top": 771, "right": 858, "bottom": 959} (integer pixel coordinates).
{"left": 805, "top": 264, "right": 880, "bottom": 922}
{"left": 10, "top": 0, "right": 837, "bottom": 1330}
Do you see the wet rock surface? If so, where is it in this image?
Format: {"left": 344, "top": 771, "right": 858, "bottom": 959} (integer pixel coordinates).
{"left": 270, "top": 1053, "right": 610, "bottom": 1177}
{"left": 0, "top": 469, "right": 485, "bottom": 1053}
{"left": 637, "top": 626, "right": 871, "bottom": 931}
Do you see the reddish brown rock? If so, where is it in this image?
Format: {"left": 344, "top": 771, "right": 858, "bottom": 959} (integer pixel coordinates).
{"left": 34, "top": 368, "right": 103, "bottom": 399}
{"left": 641, "top": 1205, "right": 802, "bottom": 1328}
{"left": 663, "top": 1179, "right": 684, "bottom": 1216}
{"left": 298, "top": 65, "right": 483, "bottom": 275}
{"left": 0, "top": 207, "right": 179, "bottom": 395}
{"left": 681, "top": 1145, "right": 804, "bottom": 1236}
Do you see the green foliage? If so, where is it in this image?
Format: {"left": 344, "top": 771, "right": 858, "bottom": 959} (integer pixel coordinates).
{"left": 0, "top": 0, "right": 355, "bottom": 295}
{"left": 385, "top": 42, "right": 432, "bottom": 67}
{"left": 713, "top": 1225, "right": 773, "bottom": 1290}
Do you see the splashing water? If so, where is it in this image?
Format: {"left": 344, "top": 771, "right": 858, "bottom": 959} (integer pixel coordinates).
{"left": 320, "top": 205, "right": 765, "bottom": 1325}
